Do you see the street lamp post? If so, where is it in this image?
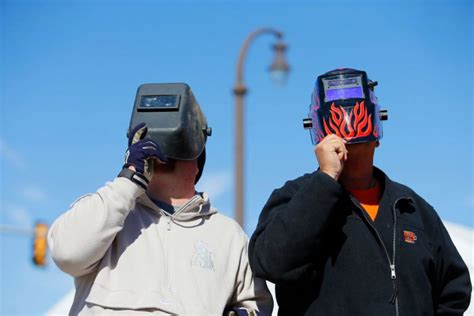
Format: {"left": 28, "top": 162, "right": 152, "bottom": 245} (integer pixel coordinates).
{"left": 233, "top": 27, "right": 289, "bottom": 228}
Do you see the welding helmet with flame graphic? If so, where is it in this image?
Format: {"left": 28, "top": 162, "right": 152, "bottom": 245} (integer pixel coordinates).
{"left": 303, "top": 68, "right": 388, "bottom": 144}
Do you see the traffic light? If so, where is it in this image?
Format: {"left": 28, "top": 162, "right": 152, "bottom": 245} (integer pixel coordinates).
{"left": 32, "top": 222, "right": 48, "bottom": 266}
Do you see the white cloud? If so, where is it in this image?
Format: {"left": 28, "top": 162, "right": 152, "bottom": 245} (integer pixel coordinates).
{"left": 22, "top": 186, "right": 47, "bottom": 202}
{"left": 0, "top": 138, "right": 26, "bottom": 170}
{"left": 197, "top": 170, "right": 232, "bottom": 201}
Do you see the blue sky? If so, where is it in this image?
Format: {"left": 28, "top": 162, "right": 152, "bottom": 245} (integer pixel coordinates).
{"left": 1, "top": 0, "right": 472, "bottom": 314}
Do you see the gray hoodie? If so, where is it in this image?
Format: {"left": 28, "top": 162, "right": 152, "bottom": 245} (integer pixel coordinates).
{"left": 48, "top": 177, "right": 273, "bottom": 315}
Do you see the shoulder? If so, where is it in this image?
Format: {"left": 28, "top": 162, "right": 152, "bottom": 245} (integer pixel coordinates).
{"left": 272, "top": 171, "right": 319, "bottom": 196}
{"left": 208, "top": 212, "right": 248, "bottom": 241}
{"left": 267, "top": 171, "right": 341, "bottom": 205}
{"left": 377, "top": 167, "right": 436, "bottom": 214}
{"left": 387, "top": 177, "right": 436, "bottom": 213}
{"left": 282, "top": 172, "right": 316, "bottom": 188}
{"left": 386, "top": 176, "right": 443, "bottom": 234}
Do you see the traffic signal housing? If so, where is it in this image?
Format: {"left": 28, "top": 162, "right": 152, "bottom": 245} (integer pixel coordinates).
{"left": 33, "top": 222, "right": 48, "bottom": 266}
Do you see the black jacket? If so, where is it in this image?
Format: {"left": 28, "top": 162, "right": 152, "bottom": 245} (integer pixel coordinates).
{"left": 249, "top": 168, "right": 471, "bottom": 315}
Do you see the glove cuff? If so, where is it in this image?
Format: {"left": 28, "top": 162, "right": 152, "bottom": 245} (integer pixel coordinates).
{"left": 117, "top": 168, "right": 149, "bottom": 189}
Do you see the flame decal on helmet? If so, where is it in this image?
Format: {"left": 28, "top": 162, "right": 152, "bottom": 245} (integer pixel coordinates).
{"left": 323, "top": 101, "right": 373, "bottom": 141}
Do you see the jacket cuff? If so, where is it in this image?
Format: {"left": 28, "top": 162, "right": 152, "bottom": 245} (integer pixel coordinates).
{"left": 112, "top": 176, "right": 146, "bottom": 200}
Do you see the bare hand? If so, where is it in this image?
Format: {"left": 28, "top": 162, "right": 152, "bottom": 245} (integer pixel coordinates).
{"left": 315, "top": 135, "right": 348, "bottom": 180}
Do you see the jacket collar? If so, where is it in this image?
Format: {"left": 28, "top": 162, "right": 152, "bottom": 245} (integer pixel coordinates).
{"left": 137, "top": 192, "right": 217, "bottom": 221}
{"left": 373, "top": 166, "right": 415, "bottom": 213}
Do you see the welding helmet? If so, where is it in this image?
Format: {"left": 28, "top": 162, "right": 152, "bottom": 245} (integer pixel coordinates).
{"left": 303, "top": 68, "right": 388, "bottom": 144}
{"left": 128, "top": 83, "right": 212, "bottom": 183}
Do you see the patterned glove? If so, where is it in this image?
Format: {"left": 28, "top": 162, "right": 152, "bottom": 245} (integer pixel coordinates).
{"left": 119, "top": 123, "right": 167, "bottom": 189}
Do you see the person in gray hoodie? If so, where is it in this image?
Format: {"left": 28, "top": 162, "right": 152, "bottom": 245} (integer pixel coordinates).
{"left": 48, "top": 83, "right": 273, "bottom": 316}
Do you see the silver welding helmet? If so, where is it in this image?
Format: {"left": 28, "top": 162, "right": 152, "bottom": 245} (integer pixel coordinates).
{"left": 128, "top": 83, "right": 212, "bottom": 183}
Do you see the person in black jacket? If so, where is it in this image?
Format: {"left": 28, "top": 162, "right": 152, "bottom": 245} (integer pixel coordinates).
{"left": 249, "top": 68, "right": 471, "bottom": 315}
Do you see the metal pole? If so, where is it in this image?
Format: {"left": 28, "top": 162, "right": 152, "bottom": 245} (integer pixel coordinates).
{"left": 234, "top": 84, "right": 246, "bottom": 227}
{"left": 233, "top": 27, "right": 284, "bottom": 228}
{"left": 0, "top": 225, "right": 34, "bottom": 236}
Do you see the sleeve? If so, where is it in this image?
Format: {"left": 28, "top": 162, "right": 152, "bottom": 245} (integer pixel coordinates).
{"left": 433, "top": 217, "right": 472, "bottom": 315}
{"left": 226, "top": 231, "right": 274, "bottom": 316}
{"left": 248, "top": 171, "right": 346, "bottom": 284}
{"left": 47, "top": 177, "right": 144, "bottom": 277}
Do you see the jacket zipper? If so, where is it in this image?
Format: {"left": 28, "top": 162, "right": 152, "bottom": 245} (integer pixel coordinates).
{"left": 391, "top": 201, "right": 400, "bottom": 316}
{"left": 162, "top": 216, "right": 170, "bottom": 293}
{"left": 166, "top": 216, "right": 173, "bottom": 293}
{"left": 352, "top": 197, "right": 400, "bottom": 316}
{"left": 161, "top": 215, "right": 173, "bottom": 295}
{"left": 160, "top": 195, "right": 200, "bottom": 295}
